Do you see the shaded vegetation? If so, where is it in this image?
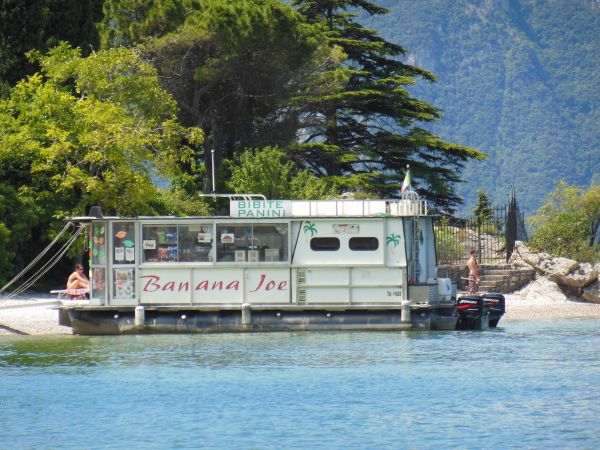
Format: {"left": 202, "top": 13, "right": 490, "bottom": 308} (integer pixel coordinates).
{"left": 0, "top": 0, "right": 102, "bottom": 95}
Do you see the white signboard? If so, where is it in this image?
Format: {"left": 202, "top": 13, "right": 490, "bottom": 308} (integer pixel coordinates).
{"left": 192, "top": 268, "right": 244, "bottom": 303}
{"left": 138, "top": 267, "right": 290, "bottom": 304}
{"left": 140, "top": 268, "right": 192, "bottom": 303}
{"left": 143, "top": 240, "right": 156, "bottom": 249}
{"left": 114, "top": 268, "right": 135, "bottom": 299}
{"left": 245, "top": 268, "right": 290, "bottom": 303}
{"left": 221, "top": 233, "right": 235, "bottom": 244}
{"left": 114, "top": 247, "right": 125, "bottom": 261}
{"left": 197, "top": 233, "right": 212, "bottom": 243}
{"left": 332, "top": 224, "right": 360, "bottom": 234}
{"left": 230, "top": 200, "right": 292, "bottom": 218}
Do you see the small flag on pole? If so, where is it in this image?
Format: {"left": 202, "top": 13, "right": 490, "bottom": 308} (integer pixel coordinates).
{"left": 401, "top": 165, "right": 411, "bottom": 193}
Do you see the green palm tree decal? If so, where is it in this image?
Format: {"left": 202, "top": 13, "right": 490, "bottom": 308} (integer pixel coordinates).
{"left": 386, "top": 234, "right": 401, "bottom": 247}
{"left": 303, "top": 221, "right": 317, "bottom": 237}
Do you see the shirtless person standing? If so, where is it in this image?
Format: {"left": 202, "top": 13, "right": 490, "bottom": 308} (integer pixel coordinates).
{"left": 467, "top": 250, "right": 480, "bottom": 294}
{"left": 67, "top": 264, "right": 89, "bottom": 291}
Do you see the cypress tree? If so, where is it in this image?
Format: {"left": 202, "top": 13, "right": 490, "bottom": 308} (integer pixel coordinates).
{"left": 293, "top": 0, "right": 486, "bottom": 211}
{"left": 473, "top": 189, "right": 493, "bottom": 226}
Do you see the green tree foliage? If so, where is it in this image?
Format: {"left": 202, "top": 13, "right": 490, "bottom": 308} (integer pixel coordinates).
{"left": 289, "top": 167, "right": 333, "bottom": 200}
{"left": 0, "top": 0, "right": 102, "bottom": 94}
{"left": 529, "top": 181, "right": 600, "bottom": 263}
{"left": 473, "top": 189, "right": 493, "bottom": 226}
{"left": 226, "top": 147, "right": 331, "bottom": 200}
{"left": 292, "top": 0, "right": 486, "bottom": 212}
{"left": 103, "top": 0, "right": 324, "bottom": 193}
{"left": 151, "top": 187, "right": 211, "bottom": 216}
{"left": 99, "top": 0, "right": 486, "bottom": 207}
{"left": 435, "top": 227, "right": 463, "bottom": 265}
{"left": 99, "top": 0, "right": 201, "bottom": 48}
{"left": 0, "top": 43, "right": 203, "bottom": 282}
{"left": 0, "top": 43, "right": 202, "bottom": 215}
{"left": 0, "top": 183, "right": 39, "bottom": 285}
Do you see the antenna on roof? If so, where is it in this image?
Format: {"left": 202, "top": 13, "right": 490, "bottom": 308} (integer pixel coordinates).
{"left": 211, "top": 149, "right": 216, "bottom": 195}
{"left": 201, "top": 148, "right": 267, "bottom": 202}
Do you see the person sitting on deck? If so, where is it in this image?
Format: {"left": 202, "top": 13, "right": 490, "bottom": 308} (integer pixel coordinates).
{"left": 66, "top": 264, "right": 89, "bottom": 299}
{"left": 467, "top": 250, "right": 480, "bottom": 294}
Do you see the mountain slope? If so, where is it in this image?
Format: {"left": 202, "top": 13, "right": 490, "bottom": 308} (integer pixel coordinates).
{"left": 363, "top": 0, "right": 600, "bottom": 213}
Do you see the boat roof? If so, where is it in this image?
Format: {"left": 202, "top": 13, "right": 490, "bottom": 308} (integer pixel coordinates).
{"left": 68, "top": 197, "right": 429, "bottom": 221}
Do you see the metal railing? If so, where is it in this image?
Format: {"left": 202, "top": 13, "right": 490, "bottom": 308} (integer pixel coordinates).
{"left": 434, "top": 197, "right": 527, "bottom": 265}
{"left": 289, "top": 199, "right": 428, "bottom": 217}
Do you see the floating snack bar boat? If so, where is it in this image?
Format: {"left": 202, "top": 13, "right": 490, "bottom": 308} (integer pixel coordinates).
{"left": 57, "top": 193, "right": 503, "bottom": 334}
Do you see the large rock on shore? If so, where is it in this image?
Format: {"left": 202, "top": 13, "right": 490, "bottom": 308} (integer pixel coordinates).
{"left": 514, "top": 241, "right": 550, "bottom": 269}
{"left": 543, "top": 257, "right": 580, "bottom": 276}
{"left": 582, "top": 281, "right": 600, "bottom": 303}
{"left": 547, "top": 262, "right": 597, "bottom": 290}
{"left": 521, "top": 277, "right": 571, "bottom": 303}
{"left": 513, "top": 241, "right": 598, "bottom": 298}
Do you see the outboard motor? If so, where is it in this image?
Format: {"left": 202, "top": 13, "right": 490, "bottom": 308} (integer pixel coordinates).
{"left": 455, "top": 294, "right": 489, "bottom": 330}
{"left": 480, "top": 292, "right": 505, "bottom": 328}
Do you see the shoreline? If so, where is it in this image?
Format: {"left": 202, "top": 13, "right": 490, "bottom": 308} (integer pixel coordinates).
{"left": 0, "top": 296, "right": 74, "bottom": 336}
{"left": 502, "top": 295, "right": 600, "bottom": 321}
{"left": 2, "top": 291, "right": 600, "bottom": 337}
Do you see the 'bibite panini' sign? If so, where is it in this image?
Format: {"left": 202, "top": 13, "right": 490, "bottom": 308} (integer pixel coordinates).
{"left": 230, "top": 200, "right": 292, "bottom": 218}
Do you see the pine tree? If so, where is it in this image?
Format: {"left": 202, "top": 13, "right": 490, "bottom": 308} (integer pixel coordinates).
{"left": 98, "top": 0, "right": 201, "bottom": 49}
{"left": 292, "top": 0, "right": 486, "bottom": 211}
{"left": 138, "top": 0, "right": 323, "bottom": 192}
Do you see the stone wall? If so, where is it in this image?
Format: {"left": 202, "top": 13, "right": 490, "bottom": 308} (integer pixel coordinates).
{"left": 436, "top": 264, "right": 536, "bottom": 293}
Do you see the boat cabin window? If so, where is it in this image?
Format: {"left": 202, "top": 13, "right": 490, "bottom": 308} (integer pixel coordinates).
{"left": 92, "top": 268, "right": 106, "bottom": 301}
{"left": 140, "top": 222, "right": 289, "bottom": 263}
{"left": 216, "top": 223, "right": 288, "bottom": 262}
{"left": 112, "top": 222, "right": 136, "bottom": 264}
{"left": 142, "top": 223, "right": 214, "bottom": 263}
{"left": 91, "top": 222, "right": 107, "bottom": 266}
{"left": 90, "top": 221, "right": 107, "bottom": 302}
{"left": 178, "top": 223, "right": 213, "bottom": 262}
{"left": 217, "top": 224, "right": 253, "bottom": 262}
{"left": 349, "top": 237, "right": 379, "bottom": 251}
{"left": 310, "top": 237, "right": 340, "bottom": 251}
{"left": 142, "top": 225, "right": 178, "bottom": 262}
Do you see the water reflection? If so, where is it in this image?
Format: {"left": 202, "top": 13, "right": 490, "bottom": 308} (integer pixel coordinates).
{"left": 0, "top": 330, "right": 494, "bottom": 370}
{"left": 0, "top": 323, "right": 563, "bottom": 371}
{"left": 0, "top": 336, "right": 99, "bottom": 369}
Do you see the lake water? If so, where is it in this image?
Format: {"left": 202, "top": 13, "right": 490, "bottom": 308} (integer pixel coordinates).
{"left": 1, "top": 319, "right": 600, "bottom": 449}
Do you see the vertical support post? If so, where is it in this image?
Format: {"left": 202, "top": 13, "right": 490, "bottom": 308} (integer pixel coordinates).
{"left": 241, "top": 303, "right": 252, "bottom": 329}
{"left": 478, "top": 298, "right": 489, "bottom": 330}
{"left": 211, "top": 149, "right": 216, "bottom": 194}
{"left": 401, "top": 300, "right": 411, "bottom": 323}
{"left": 134, "top": 306, "right": 145, "bottom": 328}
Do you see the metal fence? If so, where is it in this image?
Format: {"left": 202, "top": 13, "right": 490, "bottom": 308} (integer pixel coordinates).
{"left": 434, "top": 189, "right": 527, "bottom": 265}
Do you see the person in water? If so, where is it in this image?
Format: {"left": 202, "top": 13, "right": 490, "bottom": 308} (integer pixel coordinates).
{"left": 67, "top": 264, "right": 89, "bottom": 291}
{"left": 467, "top": 250, "right": 480, "bottom": 294}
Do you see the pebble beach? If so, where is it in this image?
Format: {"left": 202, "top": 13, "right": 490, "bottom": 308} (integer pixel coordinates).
{"left": 1, "top": 280, "right": 600, "bottom": 336}
{"left": 0, "top": 295, "right": 78, "bottom": 336}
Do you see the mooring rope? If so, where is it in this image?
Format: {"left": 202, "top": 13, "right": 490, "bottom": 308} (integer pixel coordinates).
{"left": 0, "top": 222, "right": 74, "bottom": 295}
{"left": 7, "top": 224, "right": 87, "bottom": 299}
{"left": 1, "top": 223, "right": 87, "bottom": 299}
{"left": 0, "top": 323, "right": 29, "bottom": 335}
